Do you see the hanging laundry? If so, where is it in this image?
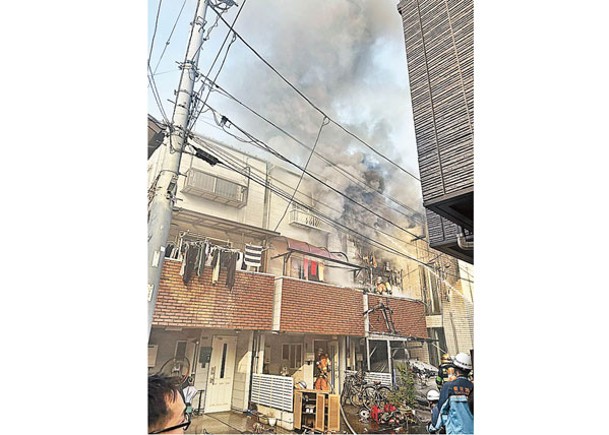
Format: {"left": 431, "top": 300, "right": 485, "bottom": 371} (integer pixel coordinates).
{"left": 318, "top": 263, "right": 325, "bottom": 282}
{"left": 196, "top": 242, "right": 208, "bottom": 277}
{"left": 182, "top": 244, "right": 199, "bottom": 285}
{"left": 225, "top": 252, "right": 239, "bottom": 291}
{"left": 303, "top": 258, "right": 309, "bottom": 280}
{"left": 244, "top": 244, "right": 263, "bottom": 268}
{"left": 179, "top": 244, "right": 189, "bottom": 277}
{"left": 237, "top": 251, "right": 247, "bottom": 270}
{"left": 309, "top": 261, "right": 318, "bottom": 281}
{"left": 211, "top": 249, "right": 221, "bottom": 284}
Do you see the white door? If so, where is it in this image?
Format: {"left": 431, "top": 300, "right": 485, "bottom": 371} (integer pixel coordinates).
{"left": 205, "top": 335, "right": 237, "bottom": 413}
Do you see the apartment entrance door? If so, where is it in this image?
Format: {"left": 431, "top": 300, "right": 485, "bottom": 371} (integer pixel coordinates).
{"left": 205, "top": 335, "right": 237, "bottom": 413}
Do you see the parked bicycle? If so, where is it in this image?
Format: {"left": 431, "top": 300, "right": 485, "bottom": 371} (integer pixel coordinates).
{"left": 362, "top": 381, "right": 392, "bottom": 409}
{"left": 341, "top": 370, "right": 393, "bottom": 410}
{"left": 341, "top": 369, "right": 368, "bottom": 407}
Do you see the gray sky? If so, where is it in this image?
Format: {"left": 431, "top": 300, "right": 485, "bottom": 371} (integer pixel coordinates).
{"left": 148, "top": 0, "right": 424, "bottom": 229}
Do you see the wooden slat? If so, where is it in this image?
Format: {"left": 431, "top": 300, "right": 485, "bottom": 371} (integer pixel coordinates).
{"left": 327, "top": 395, "right": 340, "bottom": 431}
{"left": 314, "top": 393, "right": 325, "bottom": 432}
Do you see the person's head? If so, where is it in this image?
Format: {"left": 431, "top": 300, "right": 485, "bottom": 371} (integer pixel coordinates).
{"left": 452, "top": 352, "right": 472, "bottom": 376}
{"left": 426, "top": 389, "right": 440, "bottom": 407}
{"left": 441, "top": 353, "right": 452, "bottom": 365}
{"left": 149, "top": 374, "right": 190, "bottom": 434}
{"left": 317, "top": 348, "right": 324, "bottom": 355}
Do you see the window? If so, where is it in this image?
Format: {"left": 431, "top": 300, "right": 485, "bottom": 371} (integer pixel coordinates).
{"left": 282, "top": 344, "right": 303, "bottom": 369}
{"left": 175, "top": 341, "right": 187, "bottom": 359}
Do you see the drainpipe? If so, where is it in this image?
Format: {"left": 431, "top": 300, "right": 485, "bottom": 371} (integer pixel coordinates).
{"left": 246, "top": 331, "right": 257, "bottom": 412}
{"left": 457, "top": 233, "right": 474, "bottom": 250}
{"left": 363, "top": 292, "right": 371, "bottom": 371}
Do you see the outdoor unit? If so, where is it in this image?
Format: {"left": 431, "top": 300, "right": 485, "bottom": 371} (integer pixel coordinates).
{"left": 182, "top": 168, "right": 247, "bottom": 208}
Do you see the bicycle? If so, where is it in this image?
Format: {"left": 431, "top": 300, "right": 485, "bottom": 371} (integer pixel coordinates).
{"left": 362, "top": 381, "right": 392, "bottom": 409}
{"left": 340, "top": 369, "right": 368, "bottom": 407}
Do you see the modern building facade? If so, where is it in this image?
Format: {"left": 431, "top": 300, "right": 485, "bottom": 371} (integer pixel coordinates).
{"left": 397, "top": 0, "right": 474, "bottom": 264}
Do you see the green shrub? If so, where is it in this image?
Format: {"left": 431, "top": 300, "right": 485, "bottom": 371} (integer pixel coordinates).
{"left": 388, "top": 362, "right": 417, "bottom": 408}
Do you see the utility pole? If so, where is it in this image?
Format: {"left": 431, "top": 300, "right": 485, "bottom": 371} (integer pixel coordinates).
{"left": 147, "top": 0, "right": 236, "bottom": 337}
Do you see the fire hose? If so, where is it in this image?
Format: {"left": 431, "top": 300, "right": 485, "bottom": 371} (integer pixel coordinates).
{"left": 339, "top": 403, "right": 357, "bottom": 435}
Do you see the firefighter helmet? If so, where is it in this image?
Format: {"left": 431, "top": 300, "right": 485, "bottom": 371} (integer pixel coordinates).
{"left": 453, "top": 352, "right": 473, "bottom": 370}
{"left": 426, "top": 389, "right": 440, "bottom": 402}
{"left": 441, "top": 353, "right": 452, "bottom": 364}
{"left": 296, "top": 380, "right": 307, "bottom": 389}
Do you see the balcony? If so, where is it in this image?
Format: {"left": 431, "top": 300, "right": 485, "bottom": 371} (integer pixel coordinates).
{"left": 182, "top": 168, "right": 247, "bottom": 208}
{"left": 289, "top": 207, "right": 322, "bottom": 230}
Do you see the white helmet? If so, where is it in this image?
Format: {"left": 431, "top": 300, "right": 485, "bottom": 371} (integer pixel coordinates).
{"left": 453, "top": 352, "right": 473, "bottom": 370}
{"left": 426, "top": 389, "right": 440, "bottom": 401}
{"left": 296, "top": 380, "right": 307, "bottom": 389}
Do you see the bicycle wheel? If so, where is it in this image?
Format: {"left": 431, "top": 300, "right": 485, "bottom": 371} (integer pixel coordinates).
{"left": 377, "top": 386, "right": 392, "bottom": 406}
{"left": 351, "top": 386, "right": 364, "bottom": 407}
{"left": 362, "top": 385, "right": 378, "bottom": 410}
{"left": 341, "top": 380, "right": 352, "bottom": 405}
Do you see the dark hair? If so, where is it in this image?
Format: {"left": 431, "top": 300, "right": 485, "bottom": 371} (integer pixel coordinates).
{"left": 148, "top": 374, "right": 184, "bottom": 431}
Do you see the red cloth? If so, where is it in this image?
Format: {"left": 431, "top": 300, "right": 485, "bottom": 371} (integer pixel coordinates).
{"left": 310, "top": 261, "right": 317, "bottom": 275}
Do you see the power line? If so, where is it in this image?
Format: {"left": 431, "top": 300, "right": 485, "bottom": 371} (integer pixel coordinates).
{"left": 152, "top": 0, "right": 188, "bottom": 74}
{"left": 207, "top": 5, "right": 421, "bottom": 183}
{"left": 148, "top": 64, "right": 170, "bottom": 124}
{"left": 203, "top": 103, "right": 425, "bottom": 241}
{"left": 272, "top": 116, "right": 328, "bottom": 232}
{"left": 196, "top": 76, "right": 425, "bottom": 223}
{"left": 188, "top": 0, "right": 248, "bottom": 131}
{"left": 148, "top": 0, "right": 164, "bottom": 69}
{"left": 186, "top": 135, "right": 472, "bottom": 284}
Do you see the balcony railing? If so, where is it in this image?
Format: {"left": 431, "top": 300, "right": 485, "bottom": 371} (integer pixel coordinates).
{"left": 182, "top": 169, "right": 247, "bottom": 208}
{"left": 289, "top": 208, "right": 321, "bottom": 230}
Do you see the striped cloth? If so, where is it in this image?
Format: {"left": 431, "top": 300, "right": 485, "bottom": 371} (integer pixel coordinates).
{"left": 244, "top": 244, "right": 263, "bottom": 267}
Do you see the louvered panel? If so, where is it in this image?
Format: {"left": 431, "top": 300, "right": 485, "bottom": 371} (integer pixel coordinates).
{"left": 314, "top": 394, "right": 325, "bottom": 432}
{"left": 344, "top": 370, "right": 393, "bottom": 387}
{"left": 250, "top": 374, "right": 293, "bottom": 412}
{"left": 327, "top": 395, "right": 340, "bottom": 431}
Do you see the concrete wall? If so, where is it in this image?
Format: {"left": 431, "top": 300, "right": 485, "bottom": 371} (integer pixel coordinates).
{"left": 232, "top": 331, "right": 254, "bottom": 412}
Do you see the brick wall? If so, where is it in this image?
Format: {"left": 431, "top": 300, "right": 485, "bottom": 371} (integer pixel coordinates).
{"left": 152, "top": 259, "right": 274, "bottom": 330}
{"left": 367, "top": 294, "right": 428, "bottom": 339}
{"left": 279, "top": 278, "right": 365, "bottom": 335}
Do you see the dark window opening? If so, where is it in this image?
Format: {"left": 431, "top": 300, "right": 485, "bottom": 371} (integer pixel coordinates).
{"left": 220, "top": 343, "right": 228, "bottom": 378}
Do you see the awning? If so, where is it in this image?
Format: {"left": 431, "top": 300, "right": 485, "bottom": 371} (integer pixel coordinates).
{"left": 172, "top": 208, "right": 281, "bottom": 240}
{"left": 271, "top": 236, "right": 363, "bottom": 269}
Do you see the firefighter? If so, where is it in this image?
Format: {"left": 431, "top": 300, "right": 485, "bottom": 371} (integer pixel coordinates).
{"left": 426, "top": 389, "right": 444, "bottom": 434}
{"left": 430, "top": 352, "right": 474, "bottom": 434}
{"left": 314, "top": 348, "right": 331, "bottom": 391}
{"left": 435, "top": 353, "right": 455, "bottom": 389}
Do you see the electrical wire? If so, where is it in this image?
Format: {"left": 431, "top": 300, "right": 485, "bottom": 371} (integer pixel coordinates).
{"left": 195, "top": 76, "right": 425, "bottom": 224}
{"left": 207, "top": 5, "right": 421, "bottom": 182}
{"left": 188, "top": 0, "right": 248, "bottom": 131}
{"left": 148, "top": 0, "right": 164, "bottom": 70}
{"left": 184, "top": 133, "right": 473, "bottom": 284}
{"left": 152, "top": 0, "right": 188, "bottom": 74}
{"left": 188, "top": 137, "right": 472, "bottom": 284}
{"left": 148, "top": 64, "right": 170, "bottom": 124}
{"left": 203, "top": 103, "right": 425, "bottom": 241}
{"left": 272, "top": 116, "right": 329, "bottom": 232}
